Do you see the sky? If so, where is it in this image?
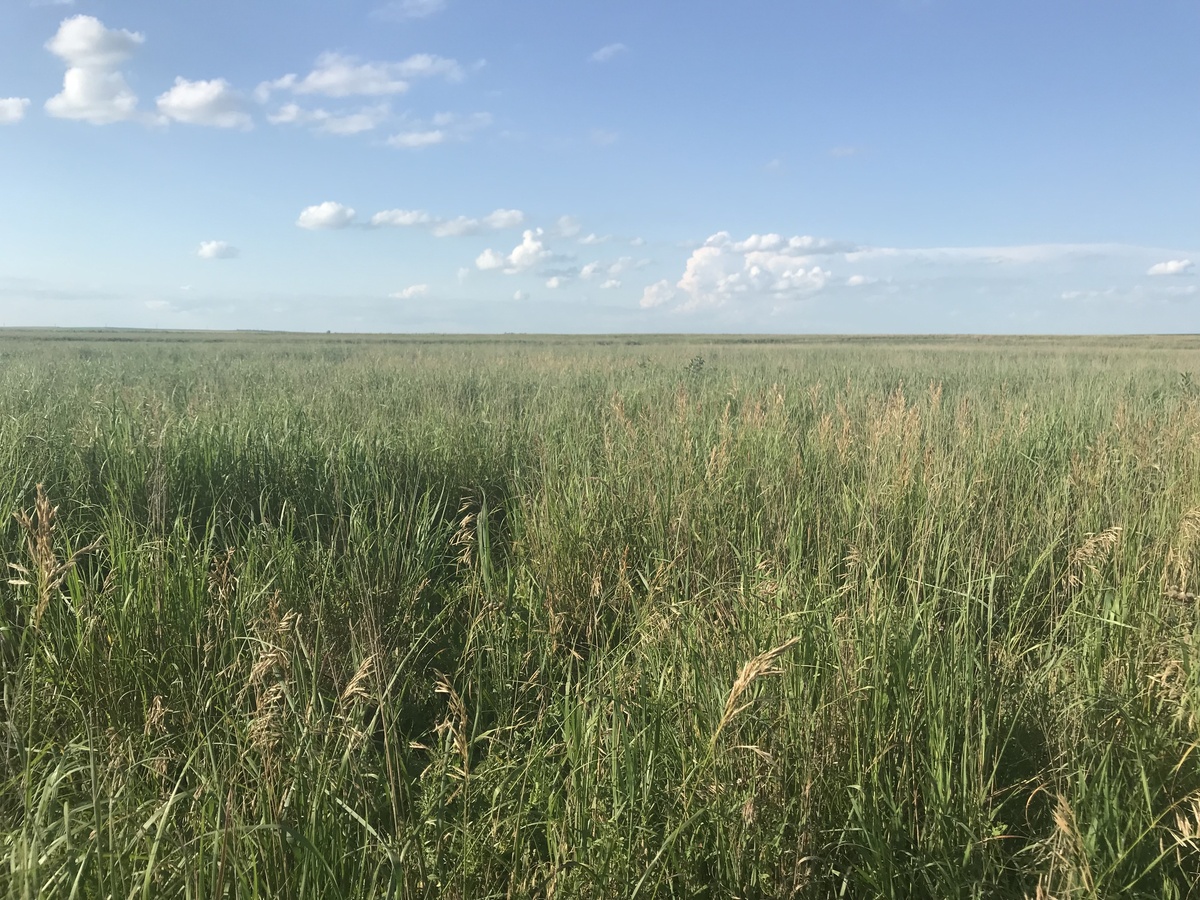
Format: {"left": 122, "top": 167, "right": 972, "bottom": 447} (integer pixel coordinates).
{"left": 0, "top": 0, "right": 1197, "bottom": 333}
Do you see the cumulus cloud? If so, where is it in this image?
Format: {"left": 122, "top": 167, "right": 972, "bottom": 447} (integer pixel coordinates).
{"left": 590, "top": 43, "right": 628, "bottom": 63}
{"left": 386, "top": 111, "right": 491, "bottom": 149}
{"left": 376, "top": 0, "right": 447, "bottom": 18}
{"left": 197, "top": 240, "right": 239, "bottom": 259}
{"left": 640, "top": 279, "right": 676, "bottom": 309}
{"left": 257, "top": 51, "right": 463, "bottom": 101}
{"left": 513, "top": 290, "right": 529, "bottom": 301}
{"left": 545, "top": 276, "right": 565, "bottom": 289}
{"left": 157, "top": 78, "right": 252, "bottom": 128}
{"left": 268, "top": 102, "right": 388, "bottom": 135}
{"left": 846, "top": 274, "right": 876, "bottom": 287}
{"left": 579, "top": 233, "right": 610, "bottom": 245}
{"left": 476, "top": 248, "right": 506, "bottom": 270}
{"left": 509, "top": 230, "right": 551, "bottom": 271}
{"left": 390, "top": 284, "right": 429, "bottom": 299}
{"left": 477, "top": 229, "right": 551, "bottom": 274}
{"left": 1148, "top": 259, "right": 1194, "bottom": 276}
{"left": 46, "top": 14, "right": 142, "bottom": 67}
{"left": 600, "top": 279, "right": 621, "bottom": 289}
{"left": 296, "top": 201, "right": 356, "bottom": 229}
{"left": 44, "top": 16, "right": 144, "bottom": 124}
{"left": 0, "top": 98, "right": 30, "bottom": 124}
{"left": 645, "top": 231, "right": 834, "bottom": 312}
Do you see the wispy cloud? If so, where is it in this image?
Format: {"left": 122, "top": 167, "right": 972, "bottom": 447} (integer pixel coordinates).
{"left": 256, "top": 52, "right": 463, "bottom": 101}
{"left": 590, "top": 43, "right": 628, "bottom": 63}
{"left": 390, "top": 284, "right": 429, "bottom": 299}
{"left": 268, "top": 102, "right": 389, "bottom": 135}
{"left": 370, "top": 206, "right": 525, "bottom": 236}
{"left": 375, "top": 0, "right": 447, "bottom": 20}
{"left": 386, "top": 111, "right": 491, "bottom": 149}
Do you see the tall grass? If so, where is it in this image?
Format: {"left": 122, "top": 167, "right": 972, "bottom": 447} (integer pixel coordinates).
{"left": 3, "top": 331, "right": 1200, "bottom": 897}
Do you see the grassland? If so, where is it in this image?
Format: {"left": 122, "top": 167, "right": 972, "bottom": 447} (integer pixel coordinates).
{"left": 4, "top": 330, "right": 1200, "bottom": 898}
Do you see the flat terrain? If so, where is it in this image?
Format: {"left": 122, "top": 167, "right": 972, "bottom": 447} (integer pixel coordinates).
{"left": 4, "top": 331, "right": 1200, "bottom": 898}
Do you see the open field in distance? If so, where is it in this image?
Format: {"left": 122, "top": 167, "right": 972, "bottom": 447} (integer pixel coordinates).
{"left": 4, "top": 331, "right": 1200, "bottom": 898}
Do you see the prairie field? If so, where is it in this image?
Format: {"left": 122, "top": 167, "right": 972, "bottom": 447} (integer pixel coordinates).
{"left": 6, "top": 329, "right": 1200, "bottom": 898}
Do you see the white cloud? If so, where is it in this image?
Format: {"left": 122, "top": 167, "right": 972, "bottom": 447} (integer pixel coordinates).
{"left": 431, "top": 216, "right": 476, "bottom": 236}
{"left": 581, "top": 257, "right": 634, "bottom": 280}
{"left": 0, "top": 98, "right": 30, "bottom": 124}
{"left": 388, "top": 129, "right": 443, "bottom": 148}
{"left": 257, "top": 51, "right": 462, "bottom": 101}
{"left": 1148, "top": 259, "right": 1194, "bottom": 277}
{"left": 508, "top": 230, "right": 550, "bottom": 271}
{"left": 157, "top": 78, "right": 252, "bottom": 129}
{"left": 46, "top": 15, "right": 142, "bottom": 68}
{"left": 600, "top": 279, "right": 621, "bottom": 289}
{"left": 371, "top": 208, "right": 433, "bottom": 227}
{"left": 296, "top": 201, "right": 356, "bottom": 230}
{"left": 844, "top": 242, "right": 1117, "bottom": 266}
{"left": 481, "top": 208, "right": 525, "bottom": 230}
{"left": 46, "top": 67, "right": 139, "bottom": 123}
{"left": 432, "top": 209, "right": 525, "bottom": 237}
{"left": 391, "top": 284, "right": 429, "bottom": 299}
{"left": 268, "top": 102, "right": 389, "bottom": 135}
{"left": 649, "top": 231, "right": 834, "bottom": 312}
{"left": 591, "top": 43, "right": 628, "bottom": 63}
{"left": 640, "top": 279, "right": 675, "bottom": 309}
{"left": 513, "top": 290, "right": 529, "bottom": 301}
{"left": 579, "top": 233, "right": 610, "bottom": 245}
{"left": 197, "top": 240, "right": 239, "bottom": 259}
{"left": 477, "top": 229, "right": 551, "bottom": 274}
{"left": 630, "top": 237, "right": 646, "bottom": 247}
{"left": 386, "top": 111, "right": 490, "bottom": 149}
{"left": 44, "top": 16, "right": 144, "bottom": 125}
{"left": 376, "top": 0, "right": 447, "bottom": 19}
{"left": 555, "top": 215, "right": 581, "bottom": 238}
{"left": 372, "top": 207, "right": 522, "bottom": 235}
{"left": 846, "top": 274, "right": 876, "bottom": 287}
{"left": 476, "top": 248, "right": 506, "bottom": 271}
{"left": 545, "top": 276, "right": 565, "bottom": 289}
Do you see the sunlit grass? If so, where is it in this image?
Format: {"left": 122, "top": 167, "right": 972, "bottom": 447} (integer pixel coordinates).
{"left": 3, "top": 332, "right": 1200, "bottom": 897}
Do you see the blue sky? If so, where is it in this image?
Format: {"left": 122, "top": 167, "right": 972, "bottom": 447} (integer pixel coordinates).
{"left": 1, "top": 0, "right": 1197, "bottom": 333}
